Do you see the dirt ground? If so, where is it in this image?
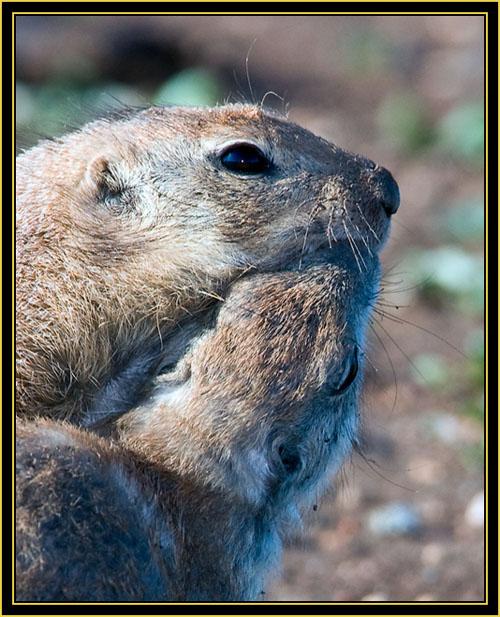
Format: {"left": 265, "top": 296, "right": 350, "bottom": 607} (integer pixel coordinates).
{"left": 15, "top": 13, "right": 486, "bottom": 604}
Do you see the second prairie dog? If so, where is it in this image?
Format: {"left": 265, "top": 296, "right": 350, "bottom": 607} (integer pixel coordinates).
{"left": 16, "top": 250, "right": 381, "bottom": 601}
{"left": 16, "top": 103, "right": 399, "bottom": 425}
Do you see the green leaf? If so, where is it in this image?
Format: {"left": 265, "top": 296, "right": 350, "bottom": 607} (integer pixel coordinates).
{"left": 377, "top": 92, "right": 434, "bottom": 152}
{"left": 154, "top": 68, "right": 220, "bottom": 107}
{"left": 402, "top": 247, "right": 484, "bottom": 315}
{"left": 437, "top": 200, "right": 484, "bottom": 244}
{"left": 411, "top": 353, "right": 448, "bottom": 388}
{"left": 437, "top": 101, "right": 484, "bottom": 165}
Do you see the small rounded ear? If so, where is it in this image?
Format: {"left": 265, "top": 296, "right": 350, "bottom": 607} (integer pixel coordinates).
{"left": 85, "top": 154, "right": 115, "bottom": 189}
{"left": 84, "top": 154, "right": 124, "bottom": 208}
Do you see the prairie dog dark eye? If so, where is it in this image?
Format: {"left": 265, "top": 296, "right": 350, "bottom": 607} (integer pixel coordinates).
{"left": 329, "top": 346, "right": 359, "bottom": 395}
{"left": 219, "top": 143, "right": 271, "bottom": 174}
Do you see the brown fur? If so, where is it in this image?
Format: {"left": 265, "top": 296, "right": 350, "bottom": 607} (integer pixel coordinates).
{"left": 17, "top": 258, "right": 379, "bottom": 601}
{"left": 16, "top": 104, "right": 399, "bottom": 601}
{"left": 16, "top": 104, "right": 398, "bottom": 424}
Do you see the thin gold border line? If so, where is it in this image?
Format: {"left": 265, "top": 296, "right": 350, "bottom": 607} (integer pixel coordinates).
{"left": 11, "top": 11, "right": 491, "bottom": 14}
{"left": 11, "top": 8, "right": 15, "bottom": 609}
{"left": 11, "top": 601, "right": 492, "bottom": 606}
{"left": 484, "top": 10, "right": 488, "bottom": 605}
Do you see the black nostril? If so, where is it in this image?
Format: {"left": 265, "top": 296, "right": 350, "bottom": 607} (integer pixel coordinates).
{"left": 374, "top": 166, "right": 400, "bottom": 216}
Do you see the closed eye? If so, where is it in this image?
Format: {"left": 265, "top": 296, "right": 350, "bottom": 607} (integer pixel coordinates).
{"left": 328, "top": 346, "right": 359, "bottom": 395}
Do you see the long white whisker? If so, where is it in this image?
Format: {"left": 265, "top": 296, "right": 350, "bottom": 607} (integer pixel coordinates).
{"left": 342, "top": 220, "right": 363, "bottom": 273}
{"left": 345, "top": 212, "right": 373, "bottom": 258}
{"left": 355, "top": 203, "right": 381, "bottom": 243}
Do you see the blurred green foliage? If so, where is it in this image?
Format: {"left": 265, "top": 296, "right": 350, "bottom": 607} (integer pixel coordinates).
{"left": 421, "top": 409, "right": 483, "bottom": 467}
{"left": 154, "top": 67, "right": 221, "bottom": 107}
{"left": 437, "top": 199, "right": 484, "bottom": 245}
{"left": 411, "top": 353, "right": 449, "bottom": 389}
{"left": 376, "top": 93, "right": 484, "bottom": 165}
{"left": 459, "top": 440, "right": 485, "bottom": 469}
{"left": 411, "top": 331, "right": 484, "bottom": 420}
{"left": 339, "top": 28, "right": 392, "bottom": 76}
{"left": 406, "top": 199, "right": 484, "bottom": 427}
{"left": 376, "top": 91, "right": 434, "bottom": 152}
{"left": 17, "top": 79, "right": 145, "bottom": 144}
{"left": 402, "top": 246, "right": 483, "bottom": 316}
{"left": 411, "top": 325, "right": 484, "bottom": 431}
{"left": 16, "top": 66, "right": 223, "bottom": 146}
{"left": 460, "top": 329, "right": 485, "bottom": 423}
{"left": 436, "top": 101, "right": 484, "bottom": 166}
{"left": 463, "top": 329, "right": 485, "bottom": 391}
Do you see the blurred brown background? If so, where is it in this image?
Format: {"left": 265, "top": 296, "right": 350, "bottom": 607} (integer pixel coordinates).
{"left": 16, "top": 14, "right": 485, "bottom": 602}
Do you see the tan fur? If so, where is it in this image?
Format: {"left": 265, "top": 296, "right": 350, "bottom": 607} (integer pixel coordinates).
{"left": 15, "top": 104, "right": 399, "bottom": 601}
{"left": 17, "top": 259, "right": 379, "bottom": 601}
{"left": 16, "top": 104, "right": 398, "bottom": 423}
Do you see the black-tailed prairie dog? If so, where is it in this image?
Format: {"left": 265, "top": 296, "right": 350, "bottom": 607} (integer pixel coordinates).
{"left": 17, "top": 248, "right": 382, "bottom": 601}
{"left": 15, "top": 104, "right": 399, "bottom": 601}
{"left": 16, "top": 104, "right": 399, "bottom": 427}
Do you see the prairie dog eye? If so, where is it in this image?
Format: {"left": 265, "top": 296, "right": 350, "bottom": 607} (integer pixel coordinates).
{"left": 329, "top": 346, "right": 359, "bottom": 395}
{"left": 219, "top": 143, "right": 271, "bottom": 174}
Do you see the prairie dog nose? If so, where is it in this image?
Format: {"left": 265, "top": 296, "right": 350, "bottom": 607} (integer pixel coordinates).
{"left": 372, "top": 165, "right": 400, "bottom": 216}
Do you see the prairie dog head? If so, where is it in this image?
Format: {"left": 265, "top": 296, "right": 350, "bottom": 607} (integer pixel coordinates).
{"left": 16, "top": 104, "right": 398, "bottom": 424}
{"left": 118, "top": 244, "right": 379, "bottom": 510}
{"left": 17, "top": 104, "right": 398, "bottom": 269}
